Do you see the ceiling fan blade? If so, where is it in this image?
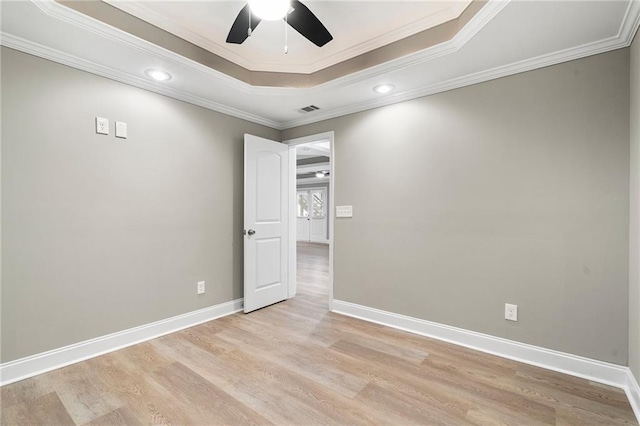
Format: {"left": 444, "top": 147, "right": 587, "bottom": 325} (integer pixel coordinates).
{"left": 287, "top": 0, "right": 333, "bottom": 47}
{"left": 226, "top": 4, "right": 261, "bottom": 44}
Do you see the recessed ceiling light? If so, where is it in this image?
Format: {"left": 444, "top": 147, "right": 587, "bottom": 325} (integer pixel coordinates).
{"left": 373, "top": 84, "right": 395, "bottom": 94}
{"left": 145, "top": 69, "right": 172, "bottom": 82}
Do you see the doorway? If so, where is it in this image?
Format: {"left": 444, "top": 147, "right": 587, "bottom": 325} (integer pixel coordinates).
{"left": 285, "top": 132, "right": 334, "bottom": 310}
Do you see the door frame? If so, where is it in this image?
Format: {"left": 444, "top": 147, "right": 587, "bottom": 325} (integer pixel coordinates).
{"left": 284, "top": 131, "right": 335, "bottom": 311}
{"left": 296, "top": 187, "right": 329, "bottom": 243}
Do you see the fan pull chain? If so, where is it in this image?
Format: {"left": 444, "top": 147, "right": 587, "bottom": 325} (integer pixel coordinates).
{"left": 284, "top": 14, "right": 288, "bottom": 54}
{"left": 248, "top": 11, "right": 252, "bottom": 37}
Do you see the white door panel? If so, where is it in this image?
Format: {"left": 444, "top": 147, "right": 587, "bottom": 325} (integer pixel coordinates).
{"left": 310, "top": 218, "right": 327, "bottom": 242}
{"left": 244, "top": 134, "right": 289, "bottom": 313}
{"left": 297, "top": 217, "right": 310, "bottom": 241}
{"left": 296, "top": 188, "right": 328, "bottom": 242}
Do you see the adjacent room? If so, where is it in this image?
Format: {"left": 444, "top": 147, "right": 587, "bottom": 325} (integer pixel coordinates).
{"left": 1, "top": 0, "right": 640, "bottom": 424}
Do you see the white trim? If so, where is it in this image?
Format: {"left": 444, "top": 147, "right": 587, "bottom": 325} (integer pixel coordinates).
{"left": 626, "top": 370, "right": 640, "bottom": 423}
{"left": 332, "top": 299, "right": 640, "bottom": 423}
{"left": 26, "top": 0, "right": 506, "bottom": 97}
{"left": 2, "top": 0, "right": 638, "bottom": 130}
{"left": 287, "top": 145, "right": 298, "bottom": 299}
{"left": 0, "top": 32, "right": 282, "bottom": 130}
{"left": 297, "top": 162, "right": 331, "bottom": 175}
{"left": 285, "top": 132, "right": 335, "bottom": 311}
{"left": 297, "top": 176, "right": 330, "bottom": 185}
{"left": 280, "top": 0, "right": 640, "bottom": 129}
{"left": 101, "top": 0, "right": 471, "bottom": 74}
{"left": 0, "top": 298, "right": 243, "bottom": 387}
{"left": 309, "top": 240, "right": 330, "bottom": 245}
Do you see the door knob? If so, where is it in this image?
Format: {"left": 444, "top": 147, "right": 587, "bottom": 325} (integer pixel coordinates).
{"left": 247, "top": 229, "right": 256, "bottom": 236}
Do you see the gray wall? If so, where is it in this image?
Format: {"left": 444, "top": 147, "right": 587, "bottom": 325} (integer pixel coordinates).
{"left": 297, "top": 181, "right": 330, "bottom": 240}
{"left": 283, "top": 49, "right": 631, "bottom": 365}
{"left": 630, "top": 32, "right": 640, "bottom": 381}
{"left": 1, "top": 45, "right": 634, "bottom": 368}
{"left": 0, "top": 47, "right": 279, "bottom": 362}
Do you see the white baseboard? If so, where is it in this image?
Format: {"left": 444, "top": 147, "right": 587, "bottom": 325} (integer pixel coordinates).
{"left": 332, "top": 299, "right": 639, "bottom": 423}
{"left": 0, "top": 298, "right": 243, "bottom": 386}
{"left": 311, "top": 240, "right": 330, "bottom": 245}
{"left": 297, "top": 239, "right": 330, "bottom": 245}
{"left": 626, "top": 370, "right": 640, "bottom": 423}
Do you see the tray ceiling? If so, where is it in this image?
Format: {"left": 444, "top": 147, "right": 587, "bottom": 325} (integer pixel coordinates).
{"left": 1, "top": 1, "right": 639, "bottom": 129}
{"left": 101, "top": 0, "right": 473, "bottom": 74}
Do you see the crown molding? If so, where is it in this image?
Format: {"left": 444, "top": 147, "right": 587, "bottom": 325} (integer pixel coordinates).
{"left": 30, "top": 0, "right": 257, "bottom": 95}
{"left": 101, "top": 0, "right": 259, "bottom": 73}
{"left": 26, "top": 0, "right": 508, "bottom": 97}
{"left": 0, "top": 32, "right": 282, "bottom": 130}
{"left": 3, "top": 0, "right": 638, "bottom": 130}
{"left": 103, "top": 0, "right": 471, "bottom": 75}
{"left": 280, "top": 0, "right": 640, "bottom": 129}
{"left": 259, "top": 0, "right": 512, "bottom": 97}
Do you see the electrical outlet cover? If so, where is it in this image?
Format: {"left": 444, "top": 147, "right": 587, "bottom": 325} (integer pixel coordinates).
{"left": 96, "top": 117, "right": 109, "bottom": 135}
{"left": 197, "top": 281, "right": 205, "bottom": 295}
{"left": 505, "top": 303, "right": 518, "bottom": 321}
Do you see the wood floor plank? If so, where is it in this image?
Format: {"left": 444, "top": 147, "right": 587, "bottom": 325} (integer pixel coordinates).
{"left": 82, "top": 406, "right": 143, "bottom": 426}
{"left": 1, "top": 242, "right": 637, "bottom": 425}
{"left": 205, "top": 321, "right": 370, "bottom": 398}
{"left": 1, "top": 391, "right": 75, "bottom": 426}
{"left": 152, "top": 361, "right": 272, "bottom": 425}
{"left": 0, "top": 376, "right": 54, "bottom": 409}
{"left": 355, "top": 382, "right": 474, "bottom": 426}
{"left": 86, "top": 350, "right": 197, "bottom": 425}
{"left": 331, "top": 338, "right": 557, "bottom": 425}
{"left": 41, "top": 362, "right": 124, "bottom": 425}
{"left": 423, "top": 351, "right": 636, "bottom": 424}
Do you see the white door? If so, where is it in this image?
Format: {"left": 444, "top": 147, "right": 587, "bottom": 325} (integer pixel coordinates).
{"left": 296, "top": 188, "right": 327, "bottom": 242}
{"left": 296, "top": 190, "right": 310, "bottom": 241}
{"left": 309, "top": 188, "right": 327, "bottom": 242}
{"left": 244, "top": 134, "right": 289, "bottom": 313}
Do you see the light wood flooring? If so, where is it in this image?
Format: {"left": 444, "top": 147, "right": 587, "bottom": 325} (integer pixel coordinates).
{"left": 1, "top": 241, "right": 638, "bottom": 425}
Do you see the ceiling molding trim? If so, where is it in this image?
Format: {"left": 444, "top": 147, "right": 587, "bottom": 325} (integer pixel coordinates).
{"left": 101, "top": 0, "right": 259, "bottom": 73}
{"left": 305, "top": 3, "right": 469, "bottom": 73}
{"left": 252, "top": 0, "right": 512, "bottom": 96}
{"left": 620, "top": 0, "right": 640, "bottom": 44}
{"left": 5, "top": 0, "right": 638, "bottom": 131}
{"left": 31, "top": 0, "right": 257, "bottom": 95}
{"left": 29, "top": 0, "right": 508, "bottom": 97}
{"left": 105, "top": 0, "right": 471, "bottom": 74}
{"left": 297, "top": 162, "right": 331, "bottom": 175}
{"left": 297, "top": 177, "right": 330, "bottom": 185}
{"left": 0, "top": 32, "right": 282, "bottom": 130}
{"left": 279, "top": 0, "right": 640, "bottom": 130}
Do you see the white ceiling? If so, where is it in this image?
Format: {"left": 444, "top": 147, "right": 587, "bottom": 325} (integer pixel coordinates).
{"left": 1, "top": 1, "right": 639, "bottom": 130}
{"left": 104, "top": 0, "right": 472, "bottom": 73}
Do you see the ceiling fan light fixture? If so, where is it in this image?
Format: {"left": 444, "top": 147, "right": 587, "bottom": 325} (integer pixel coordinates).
{"left": 373, "top": 84, "right": 395, "bottom": 94}
{"left": 248, "top": 0, "right": 291, "bottom": 21}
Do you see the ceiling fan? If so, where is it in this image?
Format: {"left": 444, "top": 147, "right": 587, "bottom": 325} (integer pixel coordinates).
{"left": 226, "top": 0, "right": 333, "bottom": 48}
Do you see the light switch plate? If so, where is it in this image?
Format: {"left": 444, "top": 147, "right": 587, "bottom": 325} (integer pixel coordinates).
{"left": 96, "top": 117, "right": 109, "bottom": 135}
{"left": 115, "top": 121, "right": 127, "bottom": 139}
{"left": 336, "top": 205, "right": 353, "bottom": 218}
